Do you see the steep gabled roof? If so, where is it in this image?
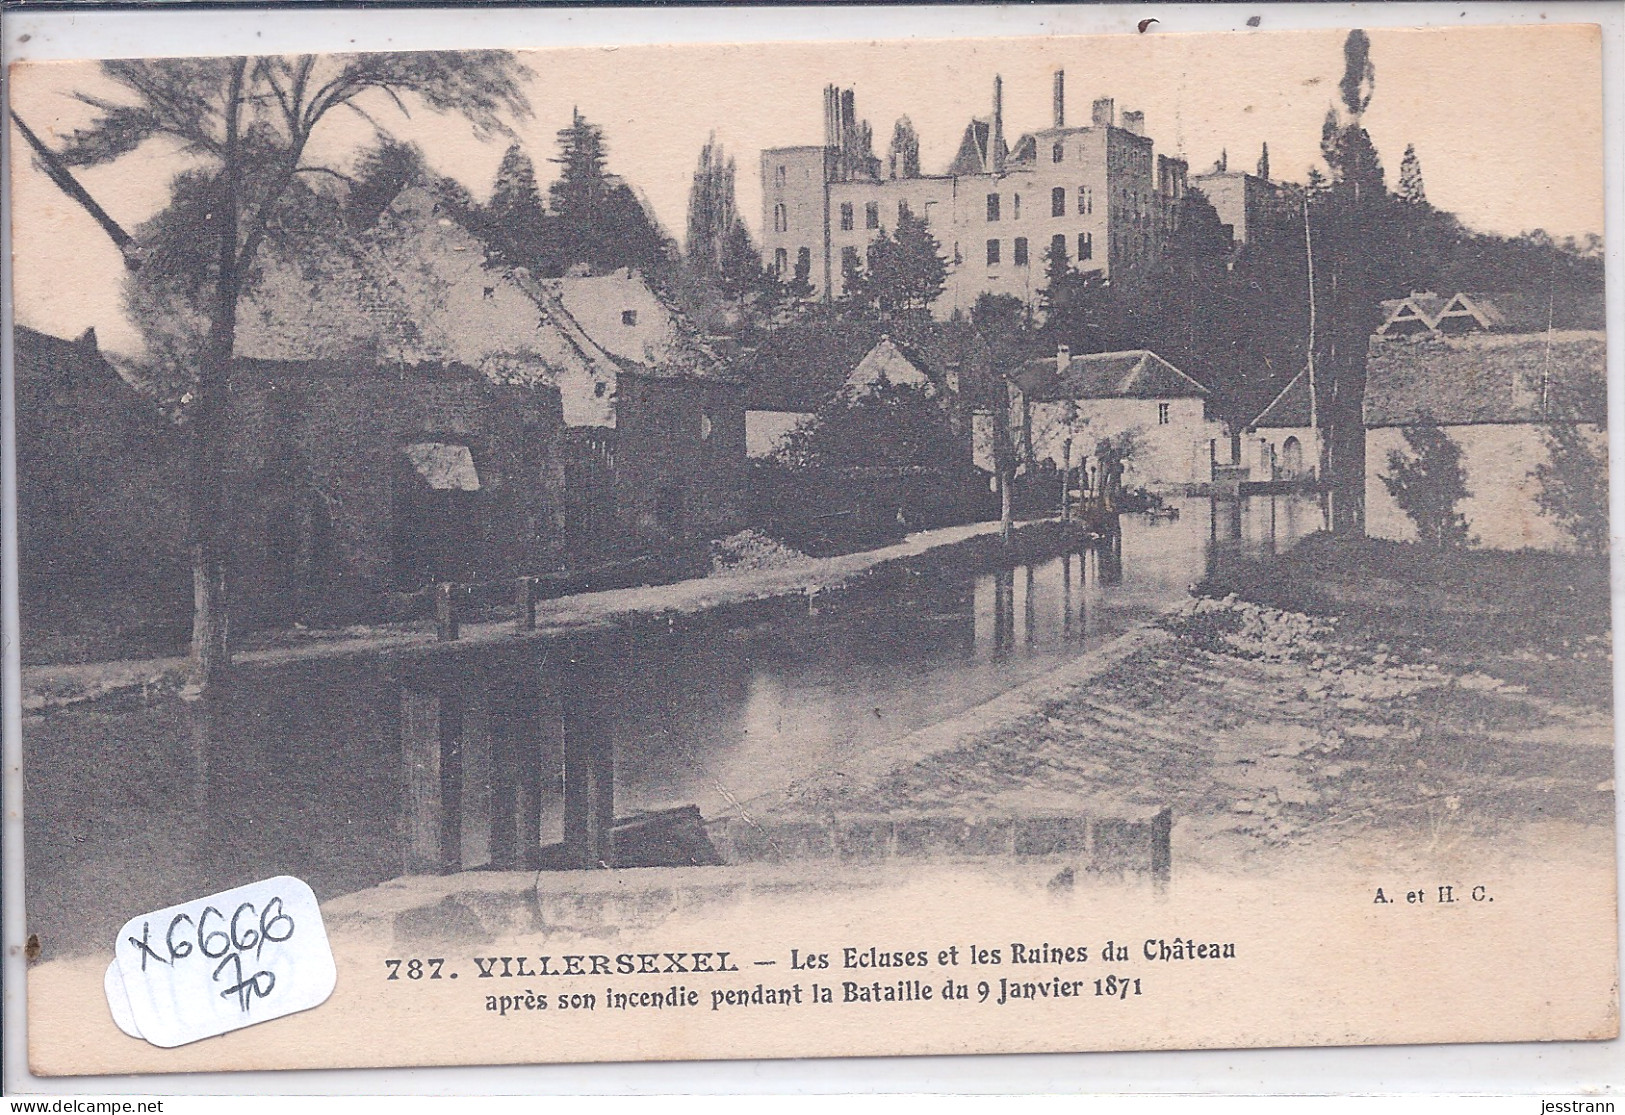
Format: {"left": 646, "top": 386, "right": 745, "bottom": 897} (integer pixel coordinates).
{"left": 511, "top": 269, "right": 741, "bottom": 386}
{"left": 946, "top": 118, "right": 1007, "bottom": 177}
{"left": 844, "top": 322, "right": 993, "bottom": 397}
{"left": 1250, "top": 366, "right": 1313, "bottom": 429}
{"left": 735, "top": 317, "right": 886, "bottom": 410}
{"left": 1015, "top": 350, "right": 1209, "bottom": 402}
{"left": 1364, "top": 330, "right": 1606, "bottom": 427}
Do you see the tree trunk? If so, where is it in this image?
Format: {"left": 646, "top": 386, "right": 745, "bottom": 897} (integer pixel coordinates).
{"left": 187, "top": 61, "right": 247, "bottom": 695}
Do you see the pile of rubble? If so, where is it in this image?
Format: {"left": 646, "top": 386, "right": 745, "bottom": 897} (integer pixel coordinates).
{"left": 1169, "top": 593, "right": 1450, "bottom": 709}
{"left": 1166, "top": 594, "right": 1336, "bottom": 661}
{"left": 708, "top": 530, "right": 810, "bottom": 576}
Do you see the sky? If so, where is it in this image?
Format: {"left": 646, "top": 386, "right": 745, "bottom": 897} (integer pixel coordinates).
{"left": 7, "top": 23, "right": 1605, "bottom": 355}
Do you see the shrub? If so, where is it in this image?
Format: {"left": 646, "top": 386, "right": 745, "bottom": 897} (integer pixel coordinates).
{"left": 1381, "top": 424, "right": 1473, "bottom": 548}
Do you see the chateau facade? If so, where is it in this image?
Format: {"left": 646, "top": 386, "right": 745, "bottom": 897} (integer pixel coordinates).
{"left": 760, "top": 72, "right": 1190, "bottom": 317}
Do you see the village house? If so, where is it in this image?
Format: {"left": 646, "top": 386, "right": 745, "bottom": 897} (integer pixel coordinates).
{"left": 19, "top": 183, "right": 752, "bottom": 635}
{"left": 1363, "top": 327, "right": 1607, "bottom": 551}
{"left": 738, "top": 317, "right": 886, "bottom": 458}
{"left": 759, "top": 72, "right": 1190, "bottom": 317}
{"left": 740, "top": 319, "right": 992, "bottom": 460}
{"left": 244, "top": 184, "right": 746, "bottom": 556}
{"left": 1004, "top": 347, "right": 1225, "bottom": 492}
{"left": 221, "top": 358, "right": 566, "bottom": 623}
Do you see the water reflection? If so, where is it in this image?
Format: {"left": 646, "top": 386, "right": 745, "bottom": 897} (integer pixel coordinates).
{"left": 25, "top": 496, "right": 1320, "bottom": 956}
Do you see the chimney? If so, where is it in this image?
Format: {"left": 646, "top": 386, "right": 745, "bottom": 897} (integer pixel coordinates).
{"left": 992, "top": 74, "right": 1006, "bottom": 174}
{"left": 1121, "top": 109, "right": 1145, "bottom": 136}
{"left": 1056, "top": 344, "right": 1071, "bottom": 373}
{"left": 823, "top": 84, "right": 840, "bottom": 151}
{"left": 1091, "top": 97, "right": 1115, "bottom": 128}
{"left": 1053, "top": 70, "right": 1066, "bottom": 128}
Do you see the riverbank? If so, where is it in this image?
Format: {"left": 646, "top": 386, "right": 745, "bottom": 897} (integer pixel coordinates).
{"left": 20, "top": 517, "right": 1089, "bottom": 713}
{"left": 758, "top": 535, "right": 1614, "bottom": 869}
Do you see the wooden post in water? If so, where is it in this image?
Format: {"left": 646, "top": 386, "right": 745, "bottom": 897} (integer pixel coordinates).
{"left": 435, "top": 582, "right": 460, "bottom": 642}
{"left": 516, "top": 576, "right": 538, "bottom": 631}
{"left": 488, "top": 672, "right": 542, "bottom": 871}
{"left": 560, "top": 638, "right": 615, "bottom": 869}
{"left": 401, "top": 685, "right": 464, "bottom": 874}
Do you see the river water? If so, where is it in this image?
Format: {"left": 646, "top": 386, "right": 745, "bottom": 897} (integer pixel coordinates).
{"left": 24, "top": 496, "right": 1320, "bottom": 956}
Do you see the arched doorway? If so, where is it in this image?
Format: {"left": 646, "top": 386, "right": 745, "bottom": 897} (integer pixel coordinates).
{"left": 1281, "top": 437, "right": 1303, "bottom": 479}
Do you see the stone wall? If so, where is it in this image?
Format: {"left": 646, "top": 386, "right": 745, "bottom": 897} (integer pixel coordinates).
{"left": 1364, "top": 422, "right": 1607, "bottom": 552}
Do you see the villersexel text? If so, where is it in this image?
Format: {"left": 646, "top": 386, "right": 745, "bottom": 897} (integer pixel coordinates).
{"left": 383, "top": 937, "right": 1239, "bottom": 1014}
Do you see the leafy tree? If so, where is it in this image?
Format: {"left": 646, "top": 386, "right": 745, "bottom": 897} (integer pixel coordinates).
{"left": 776, "top": 380, "right": 959, "bottom": 471}
{"left": 717, "top": 219, "right": 774, "bottom": 304}
{"left": 481, "top": 142, "right": 546, "bottom": 260}
{"left": 1380, "top": 425, "right": 1473, "bottom": 548}
{"left": 970, "top": 293, "right": 1029, "bottom": 539}
{"left": 1534, "top": 424, "right": 1609, "bottom": 556}
{"left": 547, "top": 109, "right": 671, "bottom": 275}
{"left": 490, "top": 142, "right": 544, "bottom": 219}
{"left": 1038, "top": 241, "right": 1116, "bottom": 351}
{"left": 888, "top": 117, "right": 921, "bottom": 179}
{"left": 857, "top": 208, "right": 947, "bottom": 316}
{"left": 345, "top": 138, "right": 433, "bottom": 231}
{"left": 685, "top": 133, "right": 739, "bottom": 274}
{"left": 1311, "top": 29, "right": 1389, "bottom": 535}
{"left": 788, "top": 248, "right": 815, "bottom": 299}
{"left": 1397, "top": 143, "right": 1427, "bottom": 206}
{"left": 55, "top": 52, "right": 530, "bottom": 688}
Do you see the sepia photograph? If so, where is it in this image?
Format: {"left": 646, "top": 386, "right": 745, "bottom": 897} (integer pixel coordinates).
{"left": 4, "top": 12, "right": 1617, "bottom": 1078}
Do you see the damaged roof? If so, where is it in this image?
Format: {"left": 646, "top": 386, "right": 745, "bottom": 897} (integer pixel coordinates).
{"left": 1364, "top": 330, "right": 1607, "bottom": 427}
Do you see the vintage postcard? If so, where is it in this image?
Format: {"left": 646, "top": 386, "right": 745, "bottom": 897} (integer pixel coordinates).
{"left": 6, "top": 19, "right": 1615, "bottom": 1076}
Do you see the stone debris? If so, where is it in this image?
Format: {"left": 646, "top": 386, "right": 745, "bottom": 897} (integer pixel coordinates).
{"left": 707, "top": 530, "right": 810, "bottom": 576}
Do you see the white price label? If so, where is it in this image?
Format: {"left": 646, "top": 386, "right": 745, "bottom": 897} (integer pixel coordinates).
{"left": 110, "top": 875, "right": 336, "bottom": 1048}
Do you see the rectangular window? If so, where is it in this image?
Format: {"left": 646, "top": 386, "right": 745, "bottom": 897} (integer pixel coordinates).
{"left": 1013, "top": 237, "right": 1029, "bottom": 266}
{"left": 1052, "top": 141, "right": 1065, "bottom": 164}
{"left": 986, "top": 238, "right": 1001, "bottom": 266}
{"left": 865, "top": 201, "right": 880, "bottom": 230}
{"left": 795, "top": 246, "right": 811, "bottom": 279}
{"left": 1051, "top": 233, "right": 1067, "bottom": 262}
{"left": 1013, "top": 194, "right": 1021, "bottom": 220}
{"left": 1158, "top": 402, "right": 1171, "bottom": 426}
{"left": 898, "top": 200, "right": 910, "bottom": 223}
{"left": 840, "top": 202, "right": 854, "bottom": 232}
{"left": 1079, "top": 231, "right": 1093, "bottom": 260}
{"left": 774, "top": 248, "right": 788, "bottom": 276}
{"left": 1078, "top": 186, "right": 1092, "bottom": 215}
{"left": 775, "top": 165, "right": 787, "bottom": 187}
{"left": 986, "top": 193, "right": 1001, "bottom": 222}
{"left": 1051, "top": 186, "right": 1066, "bottom": 218}
{"left": 621, "top": 309, "right": 638, "bottom": 326}
{"left": 841, "top": 246, "right": 861, "bottom": 272}
{"left": 773, "top": 204, "right": 788, "bottom": 233}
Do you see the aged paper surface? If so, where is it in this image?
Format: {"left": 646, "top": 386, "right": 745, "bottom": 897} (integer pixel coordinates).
{"left": 7, "top": 22, "right": 1615, "bottom": 1075}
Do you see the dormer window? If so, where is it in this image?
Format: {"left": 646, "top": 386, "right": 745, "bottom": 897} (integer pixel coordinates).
{"left": 622, "top": 310, "right": 638, "bottom": 326}
{"left": 1052, "top": 142, "right": 1065, "bottom": 164}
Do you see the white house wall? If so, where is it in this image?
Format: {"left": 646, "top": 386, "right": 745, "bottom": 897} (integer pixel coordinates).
{"left": 746, "top": 410, "right": 814, "bottom": 458}
{"left": 1250, "top": 425, "right": 1319, "bottom": 480}
{"left": 1028, "top": 396, "right": 1218, "bottom": 489}
{"left": 1365, "top": 423, "right": 1607, "bottom": 551}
